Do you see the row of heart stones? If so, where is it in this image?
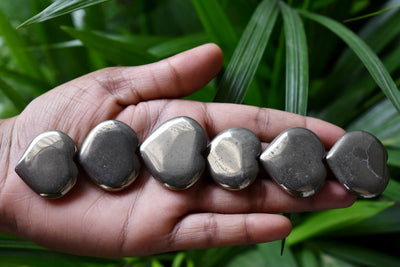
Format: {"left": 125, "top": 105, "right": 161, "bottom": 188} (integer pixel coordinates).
{"left": 15, "top": 117, "right": 389, "bottom": 199}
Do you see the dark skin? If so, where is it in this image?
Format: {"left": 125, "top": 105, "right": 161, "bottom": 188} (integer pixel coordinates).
{"left": 0, "top": 44, "right": 355, "bottom": 257}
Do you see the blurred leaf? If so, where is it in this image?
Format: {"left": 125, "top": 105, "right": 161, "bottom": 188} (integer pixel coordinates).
{"left": 347, "top": 98, "right": 400, "bottom": 146}
{"left": 310, "top": 241, "right": 400, "bottom": 267}
{"left": 0, "top": 9, "right": 42, "bottom": 79}
{"left": 192, "top": 0, "right": 237, "bottom": 59}
{"left": 18, "top": 0, "right": 110, "bottom": 29}
{"left": 344, "top": 4, "right": 400, "bottom": 23}
{"left": 188, "top": 246, "right": 250, "bottom": 267}
{"left": 0, "top": 78, "right": 29, "bottom": 112}
{"left": 0, "top": 67, "right": 49, "bottom": 97}
{"left": 171, "top": 252, "right": 185, "bottom": 267}
{"left": 347, "top": 99, "right": 396, "bottom": 133}
{"left": 383, "top": 179, "right": 400, "bottom": 201}
{"left": 299, "top": 10, "right": 400, "bottom": 114}
{"left": 62, "top": 26, "right": 158, "bottom": 65}
{"left": 312, "top": 1, "right": 400, "bottom": 105}
{"left": 148, "top": 33, "right": 208, "bottom": 58}
{"left": 320, "top": 41, "right": 400, "bottom": 126}
{"left": 287, "top": 200, "right": 393, "bottom": 246}
{"left": 214, "top": 0, "right": 279, "bottom": 103}
{"left": 226, "top": 248, "right": 265, "bottom": 267}
{"left": 257, "top": 241, "right": 298, "bottom": 266}
{"left": 318, "top": 252, "right": 356, "bottom": 267}
{"left": 334, "top": 203, "right": 400, "bottom": 235}
{"left": 279, "top": 2, "right": 309, "bottom": 115}
{"left": 295, "top": 247, "right": 319, "bottom": 267}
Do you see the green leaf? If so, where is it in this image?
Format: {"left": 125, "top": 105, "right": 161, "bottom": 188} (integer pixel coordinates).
{"left": 320, "top": 42, "right": 400, "bottom": 126}
{"left": 257, "top": 241, "right": 298, "bottom": 266}
{"left": 286, "top": 200, "right": 394, "bottom": 246}
{"left": 62, "top": 26, "right": 158, "bottom": 65}
{"left": 187, "top": 246, "right": 250, "bottom": 267}
{"left": 148, "top": 33, "right": 209, "bottom": 58}
{"left": 347, "top": 98, "right": 400, "bottom": 145}
{"left": 333, "top": 204, "right": 400, "bottom": 235}
{"left": 192, "top": 0, "right": 237, "bottom": 59}
{"left": 0, "top": 9, "right": 42, "bottom": 79}
{"left": 226, "top": 248, "right": 265, "bottom": 267}
{"left": 214, "top": 0, "right": 279, "bottom": 103}
{"left": 18, "top": 0, "right": 111, "bottom": 29}
{"left": 310, "top": 241, "right": 400, "bottom": 267}
{"left": 279, "top": 2, "right": 309, "bottom": 115}
{"left": 299, "top": 10, "right": 400, "bottom": 114}
{"left": 344, "top": 4, "right": 400, "bottom": 23}
{"left": 295, "top": 247, "right": 320, "bottom": 267}
{"left": 0, "top": 78, "right": 29, "bottom": 112}
{"left": 311, "top": 4, "right": 400, "bottom": 109}
{"left": 383, "top": 179, "right": 400, "bottom": 201}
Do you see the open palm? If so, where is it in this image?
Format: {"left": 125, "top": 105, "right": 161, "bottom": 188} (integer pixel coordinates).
{"left": 0, "top": 44, "right": 355, "bottom": 257}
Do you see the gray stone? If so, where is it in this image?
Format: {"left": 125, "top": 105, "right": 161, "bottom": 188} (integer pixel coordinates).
{"left": 15, "top": 131, "right": 78, "bottom": 199}
{"left": 260, "top": 127, "right": 326, "bottom": 197}
{"left": 79, "top": 120, "right": 140, "bottom": 191}
{"left": 326, "top": 131, "right": 389, "bottom": 198}
{"left": 207, "top": 127, "right": 261, "bottom": 190}
{"left": 140, "top": 116, "right": 207, "bottom": 190}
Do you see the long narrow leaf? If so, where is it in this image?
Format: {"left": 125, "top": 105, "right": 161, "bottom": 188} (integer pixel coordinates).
{"left": 286, "top": 200, "right": 393, "bottom": 246}
{"left": 0, "top": 9, "right": 42, "bottom": 79}
{"left": 257, "top": 241, "right": 297, "bottom": 266}
{"left": 62, "top": 26, "right": 157, "bottom": 66}
{"left": 214, "top": 0, "right": 279, "bottom": 103}
{"left": 299, "top": 10, "right": 400, "bottom": 114}
{"left": 0, "top": 78, "right": 29, "bottom": 112}
{"left": 18, "top": 0, "right": 110, "bottom": 28}
{"left": 311, "top": 241, "right": 400, "bottom": 267}
{"left": 279, "top": 2, "right": 309, "bottom": 115}
{"left": 192, "top": 0, "right": 237, "bottom": 59}
{"left": 312, "top": 3, "right": 400, "bottom": 107}
{"left": 148, "top": 33, "right": 209, "bottom": 58}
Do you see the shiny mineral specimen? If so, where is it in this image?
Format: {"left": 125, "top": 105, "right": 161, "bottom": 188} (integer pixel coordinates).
{"left": 140, "top": 116, "right": 207, "bottom": 190}
{"left": 79, "top": 120, "right": 140, "bottom": 191}
{"left": 15, "top": 131, "right": 78, "bottom": 198}
{"left": 326, "top": 131, "right": 389, "bottom": 198}
{"left": 260, "top": 127, "right": 326, "bottom": 197}
{"left": 207, "top": 127, "right": 261, "bottom": 190}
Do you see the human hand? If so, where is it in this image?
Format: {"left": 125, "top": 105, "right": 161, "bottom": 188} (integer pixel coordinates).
{"left": 0, "top": 44, "right": 355, "bottom": 257}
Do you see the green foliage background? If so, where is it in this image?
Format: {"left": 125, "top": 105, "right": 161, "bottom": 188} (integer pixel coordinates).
{"left": 0, "top": 0, "right": 400, "bottom": 266}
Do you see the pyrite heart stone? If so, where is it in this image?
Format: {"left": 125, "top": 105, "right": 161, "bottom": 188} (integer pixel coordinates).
{"left": 140, "top": 116, "right": 207, "bottom": 190}
{"left": 79, "top": 120, "right": 140, "bottom": 191}
{"left": 326, "top": 131, "right": 389, "bottom": 198}
{"left": 260, "top": 127, "right": 326, "bottom": 197}
{"left": 207, "top": 127, "right": 261, "bottom": 190}
{"left": 15, "top": 131, "right": 78, "bottom": 199}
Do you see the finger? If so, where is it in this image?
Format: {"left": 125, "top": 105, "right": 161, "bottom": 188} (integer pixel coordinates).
{"left": 132, "top": 100, "right": 345, "bottom": 147}
{"left": 191, "top": 179, "right": 356, "bottom": 214}
{"left": 100, "top": 43, "right": 223, "bottom": 105}
{"left": 200, "top": 102, "right": 346, "bottom": 147}
{"left": 168, "top": 213, "right": 291, "bottom": 251}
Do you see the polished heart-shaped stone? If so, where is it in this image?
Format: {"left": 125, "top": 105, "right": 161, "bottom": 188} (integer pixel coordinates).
{"left": 326, "top": 131, "right": 389, "bottom": 198}
{"left": 207, "top": 127, "right": 261, "bottom": 190}
{"left": 140, "top": 116, "right": 207, "bottom": 190}
{"left": 260, "top": 127, "right": 326, "bottom": 197}
{"left": 15, "top": 131, "right": 78, "bottom": 199}
{"left": 79, "top": 120, "right": 140, "bottom": 191}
